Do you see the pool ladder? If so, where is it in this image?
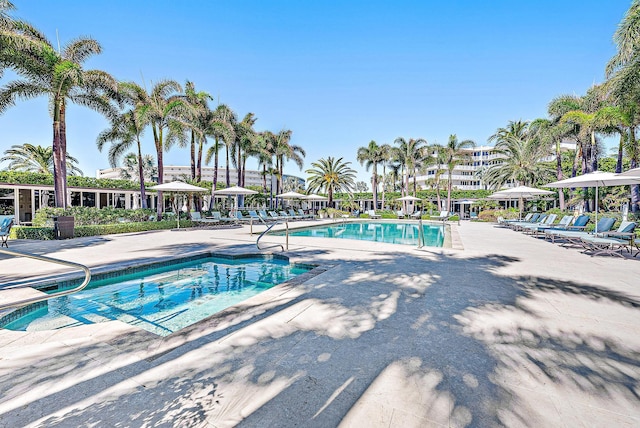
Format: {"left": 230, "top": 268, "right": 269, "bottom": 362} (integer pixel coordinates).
{"left": 256, "top": 220, "right": 288, "bottom": 252}
{"left": 0, "top": 248, "right": 92, "bottom": 310}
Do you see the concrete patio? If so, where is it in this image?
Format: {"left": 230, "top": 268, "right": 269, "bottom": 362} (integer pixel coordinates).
{"left": 0, "top": 220, "right": 639, "bottom": 427}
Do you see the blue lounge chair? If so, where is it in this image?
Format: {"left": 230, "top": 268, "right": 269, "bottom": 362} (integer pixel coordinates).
{"left": 190, "top": 212, "right": 220, "bottom": 225}
{"left": 519, "top": 214, "right": 556, "bottom": 233}
{"left": 527, "top": 215, "right": 572, "bottom": 237}
{"left": 0, "top": 215, "right": 14, "bottom": 248}
{"left": 547, "top": 217, "right": 616, "bottom": 246}
{"left": 580, "top": 221, "right": 637, "bottom": 257}
{"left": 544, "top": 215, "right": 591, "bottom": 242}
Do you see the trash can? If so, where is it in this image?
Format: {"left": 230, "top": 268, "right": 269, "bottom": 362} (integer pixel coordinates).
{"left": 53, "top": 216, "right": 74, "bottom": 239}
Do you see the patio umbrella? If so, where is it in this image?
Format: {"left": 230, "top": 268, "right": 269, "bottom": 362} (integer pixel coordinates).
{"left": 148, "top": 181, "right": 208, "bottom": 228}
{"left": 214, "top": 185, "right": 258, "bottom": 214}
{"left": 619, "top": 167, "right": 640, "bottom": 177}
{"left": 275, "top": 191, "right": 306, "bottom": 199}
{"left": 488, "top": 185, "right": 555, "bottom": 219}
{"left": 304, "top": 193, "right": 328, "bottom": 214}
{"left": 545, "top": 171, "right": 640, "bottom": 232}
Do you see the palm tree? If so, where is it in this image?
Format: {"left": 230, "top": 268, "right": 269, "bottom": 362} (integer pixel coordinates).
{"left": 273, "top": 129, "right": 305, "bottom": 197}
{"left": 204, "top": 103, "right": 236, "bottom": 195}
{"left": 119, "top": 153, "right": 156, "bottom": 182}
{"left": 128, "top": 80, "right": 188, "bottom": 217}
{"left": 183, "top": 80, "right": 213, "bottom": 181}
{"left": 439, "top": 135, "right": 475, "bottom": 213}
{"left": 97, "top": 82, "right": 150, "bottom": 207}
{"left": 0, "top": 31, "right": 117, "bottom": 207}
{"left": 1, "top": 143, "right": 82, "bottom": 175}
{"left": 379, "top": 143, "right": 392, "bottom": 210}
{"left": 393, "top": 137, "right": 428, "bottom": 197}
{"left": 356, "top": 140, "right": 384, "bottom": 209}
{"left": 484, "top": 122, "right": 555, "bottom": 213}
{"left": 306, "top": 157, "right": 356, "bottom": 207}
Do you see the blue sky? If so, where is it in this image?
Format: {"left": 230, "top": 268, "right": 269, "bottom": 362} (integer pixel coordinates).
{"left": 0, "top": 0, "right": 631, "bottom": 185}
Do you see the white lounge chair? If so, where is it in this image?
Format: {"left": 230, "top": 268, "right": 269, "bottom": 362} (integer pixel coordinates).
{"left": 367, "top": 210, "right": 381, "bottom": 219}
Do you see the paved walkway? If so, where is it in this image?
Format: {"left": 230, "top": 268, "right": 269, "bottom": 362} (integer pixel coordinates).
{"left": 0, "top": 220, "right": 639, "bottom": 427}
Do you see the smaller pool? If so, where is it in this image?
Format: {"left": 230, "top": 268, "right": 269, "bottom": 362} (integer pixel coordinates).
{"left": 275, "top": 221, "right": 444, "bottom": 247}
{"left": 2, "top": 256, "right": 312, "bottom": 336}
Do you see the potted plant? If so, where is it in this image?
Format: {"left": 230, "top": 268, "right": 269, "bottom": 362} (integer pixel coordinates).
{"left": 318, "top": 208, "right": 327, "bottom": 219}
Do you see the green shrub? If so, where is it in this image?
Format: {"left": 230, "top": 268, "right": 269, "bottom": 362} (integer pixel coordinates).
{"left": 33, "top": 206, "right": 154, "bottom": 226}
{"left": 11, "top": 220, "right": 194, "bottom": 240}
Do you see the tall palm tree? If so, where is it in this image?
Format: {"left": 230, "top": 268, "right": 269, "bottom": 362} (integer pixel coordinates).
{"left": 183, "top": 80, "right": 213, "bottom": 181}
{"left": 379, "top": 143, "right": 392, "bottom": 210}
{"left": 205, "top": 103, "right": 236, "bottom": 196}
{"left": 273, "top": 129, "right": 305, "bottom": 196}
{"left": 439, "top": 135, "right": 475, "bottom": 213}
{"left": 393, "top": 137, "right": 427, "bottom": 197}
{"left": 127, "top": 79, "right": 188, "bottom": 217}
{"left": 530, "top": 117, "right": 573, "bottom": 210}
{"left": 0, "top": 31, "right": 117, "bottom": 207}
{"left": 97, "top": 82, "right": 150, "bottom": 207}
{"left": 356, "top": 140, "right": 384, "bottom": 209}
{"left": 306, "top": 157, "right": 356, "bottom": 207}
{"left": 1, "top": 143, "right": 82, "bottom": 175}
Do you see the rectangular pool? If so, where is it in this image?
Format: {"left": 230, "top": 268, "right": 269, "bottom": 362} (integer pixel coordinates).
{"left": 2, "top": 256, "right": 312, "bottom": 336}
{"left": 274, "top": 221, "right": 444, "bottom": 247}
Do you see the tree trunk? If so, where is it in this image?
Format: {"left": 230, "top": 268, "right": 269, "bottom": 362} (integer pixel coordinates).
{"left": 555, "top": 139, "right": 564, "bottom": 211}
{"left": 381, "top": 165, "right": 386, "bottom": 210}
{"left": 136, "top": 137, "right": 148, "bottom": 209}
{"left": 630, "top": 128, "right": 639, "bottom": 213}
{"left": 52, "top": 98, "right": 68, "bottom": 208}
{"left": 190, "top": 131, "right": 196, "bottom": 180}
{"left": 154, "top": 124, "right": 164, "bottom": 218}
{"left": 616, "top": 131, "right": 625, "bottom": 174}
{"left": 372, "top": 168, "right": 378, "bottom": 210}
{"left": 225, "top": 145, "right": 231, "bottom": 187}
{"left": 210, "top": 138, "right": 220, "bottom": 210}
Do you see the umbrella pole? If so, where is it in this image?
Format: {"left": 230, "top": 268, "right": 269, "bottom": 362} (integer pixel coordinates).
{"left": 595, "top": 185, "right": 598, "bottom": 233}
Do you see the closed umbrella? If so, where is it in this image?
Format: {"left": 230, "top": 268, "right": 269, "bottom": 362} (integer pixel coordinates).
{"left": 545, "top": 171, "right": 640, "bottom": 232}
{"left": 148, "top": 181, "right": 208, "bottom": 228}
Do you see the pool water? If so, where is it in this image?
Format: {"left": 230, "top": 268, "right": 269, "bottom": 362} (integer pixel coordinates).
{"left": 3, "top": 257, "right": 311, "bottom": 336}
{"left": 276, "top": 221, "right": 444, "bottom": 247}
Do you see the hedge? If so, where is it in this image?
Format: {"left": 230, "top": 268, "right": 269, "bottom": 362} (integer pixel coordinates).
{"left": 10, "top": 220, "right": 196, "bottom": 240}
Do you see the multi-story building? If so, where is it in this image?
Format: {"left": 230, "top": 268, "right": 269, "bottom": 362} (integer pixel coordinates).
{"left": 96, "top": 166, "right": 305, "bottom": 190}
{"left": 412, "top": 142, "right": 575, "bottom": 191}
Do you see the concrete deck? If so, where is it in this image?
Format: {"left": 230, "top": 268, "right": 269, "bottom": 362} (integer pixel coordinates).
{"left": 0, "top": 220, "right": 639, "bottom": 427}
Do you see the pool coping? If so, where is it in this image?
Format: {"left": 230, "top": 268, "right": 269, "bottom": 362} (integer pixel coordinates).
{"left": 0, "top": 250, "right": 326, "bottom": 338}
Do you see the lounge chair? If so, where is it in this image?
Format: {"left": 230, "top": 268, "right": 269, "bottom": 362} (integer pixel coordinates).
{"left": 0, "top": 215, "right": 14, "bottom": 248}
{"left": 410, "top": 210, "right": 422, "bottom": 219}
{"left": 526, "top": 215, "right": 572, "bottom": 237}
{"left": 470, "top": 212, "right": 479, "bottom": 221}
{"left": 367, "top": 210, "right": 381, "bottom": 219}
{"left": 431, "top": 211, "right": 450, "bottom": 222}
{"left": 543, "top": 215, "right": 591, "bottom": 241}
{"left": 288, "top": 209, "right": 305, "bottom": 220}
{"left": 509, "top": 214, "right": 548, "bottom": 231}
{"left": 396, "top": 210, "right": 405, "bottom": 219}
{"left": 519, "top": 214, "right": 556, "bottom": 233}
{"left": 502, "top": 213, "right": 534, "bottom": 225}
{"left": 248, "top": 210, "right": 267, "bottom": 223}
{"left": 269, "top": 211, "right": 284, "bottom": 220}
{"left": 190, "top": 212, "right": 220, "bottom": 225}
{"left": 234, "top": 211, "right": 251, "bottom": 223}
{"left": 297, "top": 209, "right": 314, "bottom": 219}
{"left": 580, "top": 221, "right": 637, "bottom": 257}
{"left": 210, "top": 211, "right": 236, "bottom": 223}
{"left": 546, "top": 217, "right": 616, "bottom": 246}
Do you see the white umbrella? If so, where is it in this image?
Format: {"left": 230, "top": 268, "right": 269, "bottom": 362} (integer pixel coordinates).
{"left": 488, "top": 185, "right": 555, "bottom": 219}
{"left": 303, "top": 193, "right": 328, "bottom": 214}
{"left": 397, "top": 195, "right": 422, "bottom": 215}
{"left": 545, "top": 171, "right": 640, "bottom": 232}
{"left": 619, "top": 167, "right": 640, "bottom": 177}
{"left": 213, "top": 185, "right": 258, "bottom": 215}
{"left": 275, "top": 191, "right": 306, "bottom": 199}
{"left": 148, "top": 181, "right": 208, "bottom": 228}
{"left": 214, "top": 185, "right": 259, "bottom": 196}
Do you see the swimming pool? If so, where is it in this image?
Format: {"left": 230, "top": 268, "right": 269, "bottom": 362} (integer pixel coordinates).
{"left": 275, "top": 221, "right": 445, "bottom": 247}
{"left": 1, "top": 256, "right": 312, "bottom": 336}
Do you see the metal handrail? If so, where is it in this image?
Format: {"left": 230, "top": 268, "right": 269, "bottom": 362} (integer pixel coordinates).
{"left": 418, "top": 218, "right": 425, "bottom": 248}
{"left": 256, "top": 220, "right": 287, "bottom": 252}
{"left": 0, "top": 248, "right": 92, "bottom": 310}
